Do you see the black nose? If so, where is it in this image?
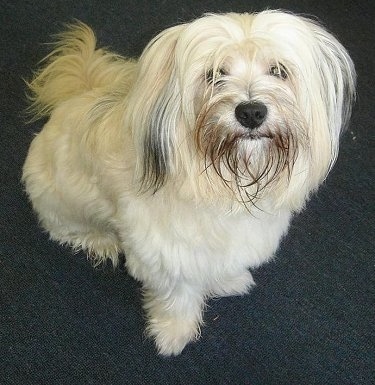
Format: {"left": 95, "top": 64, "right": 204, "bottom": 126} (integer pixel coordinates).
{"left": 235, "top": 102, "right": 268, "bottom": 129}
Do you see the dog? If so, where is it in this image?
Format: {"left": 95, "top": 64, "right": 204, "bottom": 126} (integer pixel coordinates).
{"left": 22, "top": 11, "right": 356, "bottom": 355}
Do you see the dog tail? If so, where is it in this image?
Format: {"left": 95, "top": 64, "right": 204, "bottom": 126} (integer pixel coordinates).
{"left": 26, "top": 21, "right": 125, "bottom": 120}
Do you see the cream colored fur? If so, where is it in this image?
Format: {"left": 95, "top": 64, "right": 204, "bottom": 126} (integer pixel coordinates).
{"left": 23, "top": 12, "right": 355, "bottom": 355}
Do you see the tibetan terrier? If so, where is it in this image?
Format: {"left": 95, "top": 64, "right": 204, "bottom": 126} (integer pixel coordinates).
{"left": 23, "top": 11, "right": 356, "bottom": 355}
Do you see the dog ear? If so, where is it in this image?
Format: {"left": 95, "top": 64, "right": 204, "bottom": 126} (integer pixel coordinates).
{"left": 309, "top": 22, "right": 356, "bottom": 172}
{"left": 313, "top": 24, "right": 356, "bottom": 134}
{"left": 128, "top": 24, "right": 186, "bottom": 192}
{"left": 288, "top": 19, "right": 357, "bottom": 192}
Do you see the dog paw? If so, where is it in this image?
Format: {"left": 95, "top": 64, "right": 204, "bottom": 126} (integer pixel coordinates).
{"left": 147, "top": 317, "right": 200, "bottom": 356}
{"left": 212, "top": 269, "right": 255, "bottom": 297}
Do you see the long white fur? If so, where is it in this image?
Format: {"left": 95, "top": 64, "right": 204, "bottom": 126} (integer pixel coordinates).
{"left": 23, "top": 11, "right": 356, "bottom": 355}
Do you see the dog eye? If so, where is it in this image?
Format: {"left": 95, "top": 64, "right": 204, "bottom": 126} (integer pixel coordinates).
{"left": 269, "top": 64, "right": 288, "bottom": 80}
{"left": 206, "top": 68, "right": 227, "bottom": 85}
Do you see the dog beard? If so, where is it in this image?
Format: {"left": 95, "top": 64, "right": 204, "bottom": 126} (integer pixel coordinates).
{"left": 195, "top": 89, "right": 301, "bottom": 205}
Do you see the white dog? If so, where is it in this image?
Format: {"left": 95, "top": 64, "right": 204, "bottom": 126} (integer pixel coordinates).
{"left": 23, "top": 11, "right": 356, "bottom": 355}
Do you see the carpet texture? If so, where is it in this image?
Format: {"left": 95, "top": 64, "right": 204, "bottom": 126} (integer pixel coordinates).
{"left": 1, "top": 1, "right": 374, "bottom": 384}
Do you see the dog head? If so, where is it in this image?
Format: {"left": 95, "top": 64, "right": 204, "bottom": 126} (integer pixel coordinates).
{"left": 128, "top": 11, "right": 356, "bottom": 210}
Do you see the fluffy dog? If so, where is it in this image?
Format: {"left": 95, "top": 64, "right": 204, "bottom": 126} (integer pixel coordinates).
{"left": 22, "top": 11, "right": 356, "bottom": 355}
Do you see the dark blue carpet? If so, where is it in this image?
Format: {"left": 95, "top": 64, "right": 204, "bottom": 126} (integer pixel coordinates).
{"left": 1, "top": 1, "right": 374, "bottom": 384}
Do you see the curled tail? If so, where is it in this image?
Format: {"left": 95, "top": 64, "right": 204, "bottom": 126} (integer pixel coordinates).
{"left": 27, "top": 21, "right": 130, "bottom": 120}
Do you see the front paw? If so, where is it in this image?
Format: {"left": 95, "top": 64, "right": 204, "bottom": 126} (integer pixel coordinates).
{"left": 147, "top": 317, "right": 200, "bottom": 356}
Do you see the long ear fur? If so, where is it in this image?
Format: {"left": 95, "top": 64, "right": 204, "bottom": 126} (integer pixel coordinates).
{"left": 288, "top": 16, "right": 356, "bottom": 190}
{"left": 128, "top": 24, "right": 186, "bottom": 192}
{"left": 310, "top": 21, "right": 356, "bottom": 166}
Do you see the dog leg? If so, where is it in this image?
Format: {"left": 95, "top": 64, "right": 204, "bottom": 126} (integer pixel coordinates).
{"left": 143, "top": 283, "right": 205, "bottom": 356}
{"left": 42, "top": 214, "right": 121, "bottom": 266}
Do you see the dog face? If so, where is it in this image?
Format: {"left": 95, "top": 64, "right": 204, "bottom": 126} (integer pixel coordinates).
{"left": 128, "top": 11, "right": 355, "bottom": 209}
